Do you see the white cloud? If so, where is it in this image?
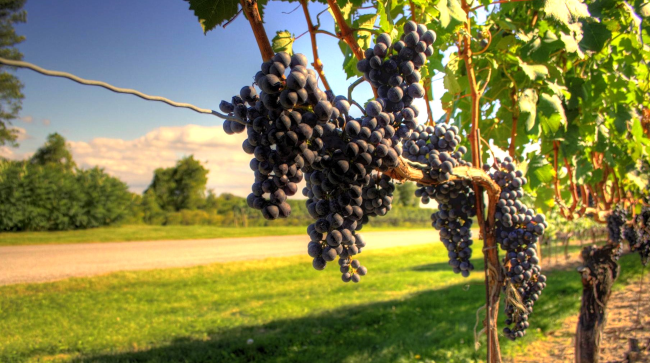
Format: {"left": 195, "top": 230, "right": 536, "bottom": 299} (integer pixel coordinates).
{"left": 13, "top": 126, "right": 29, "bottom": 141}
{"left": 20, "top": 116, "right": 33, "bottom": 124}
{"left": 42, "top": 119, "right": 51, "bottom": 126}
{"left": 69, "top": 124, "right": 257, "bottom": 196}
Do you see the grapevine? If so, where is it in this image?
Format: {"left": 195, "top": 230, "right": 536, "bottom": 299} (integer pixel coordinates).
{"left": 632, "top": 207, "right": 650, "bottom": 266}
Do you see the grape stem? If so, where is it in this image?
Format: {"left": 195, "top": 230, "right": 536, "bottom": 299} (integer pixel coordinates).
{"left": 0, "top": 57, "right": 247, "bottom": 126}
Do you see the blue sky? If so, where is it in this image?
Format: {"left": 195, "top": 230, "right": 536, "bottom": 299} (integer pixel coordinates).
{"left": 6, "top": 0, "right": 447, "bottom": 195}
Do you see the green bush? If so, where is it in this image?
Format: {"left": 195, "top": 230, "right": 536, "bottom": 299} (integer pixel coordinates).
{"left": 0, "top": 160, "right": 133, "bottom": 231}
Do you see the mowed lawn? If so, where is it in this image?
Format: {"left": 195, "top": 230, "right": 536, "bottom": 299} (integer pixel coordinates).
{"left": 0, "top": 224, "right": 429, "bottom": 247}
{"left": 0, "top": 243, "right": 644, "bottom": 363}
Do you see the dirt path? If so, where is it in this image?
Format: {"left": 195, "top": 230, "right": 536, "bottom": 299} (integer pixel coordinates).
{"left": 509, "top": 269, "right": 650, "bottom": 363}
{"left": 0, "top": 230, "right": 438, "bottom": 285}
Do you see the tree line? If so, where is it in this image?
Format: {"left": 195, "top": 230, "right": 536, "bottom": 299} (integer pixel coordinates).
{"left": 0, "top": 133, "right": 432, "bottom": 231}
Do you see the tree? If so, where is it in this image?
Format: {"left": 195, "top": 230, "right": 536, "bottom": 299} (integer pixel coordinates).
{"left": 30, "top": 133, "right": 76, "bottom": 170}
{"left": 0, "top": 0, "right": 26, "bottom": 146}
{"left": 144, "top": 155, "right": 209, "bottom": 212}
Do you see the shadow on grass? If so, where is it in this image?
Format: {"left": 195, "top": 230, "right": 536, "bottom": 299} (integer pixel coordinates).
{"left": 69, "top": 253, "right": 620, "bottom": 363}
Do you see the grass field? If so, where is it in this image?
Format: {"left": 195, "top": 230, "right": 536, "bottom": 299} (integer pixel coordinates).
{"left": 0, "top": 224, "right": 429, "bottom": 247}
{"left": 0, "top": 242, "right": 644, "bottom": 363}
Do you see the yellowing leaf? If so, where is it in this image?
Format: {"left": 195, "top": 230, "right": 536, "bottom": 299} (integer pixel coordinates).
{"left": 272, "top": 30, "right": 294, "bottom": 55}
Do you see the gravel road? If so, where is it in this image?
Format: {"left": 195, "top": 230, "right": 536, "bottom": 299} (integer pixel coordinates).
{"left": 0, "top": 230, "right": 437, "bottom": 285}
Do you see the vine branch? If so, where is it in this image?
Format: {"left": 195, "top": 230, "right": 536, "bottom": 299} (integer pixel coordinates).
{"left": 325, "top": 0, "right": 364, "bottom": 61}
{"left": 300, "top": 0, "right": 332, "bottom": 91}
{"left": 240, "top": 0, "right": 274, "bottom": 61}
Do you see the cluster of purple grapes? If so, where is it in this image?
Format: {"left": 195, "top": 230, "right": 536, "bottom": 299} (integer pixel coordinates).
{"left": 607, "top": 205, "right": 627, "bottom": 244}
{"left": 405, "top": 123, "right": 476, "bottom": 277}
{"left": 220, "top": 52, "right": 342, "bottom": 220}
{"left": 356, "top": 21, "right": 436, "bottom": 133}
{"left": 220, "top": 19, "right": 439, "bottom": 283}
{"left": 632, "top": 207, "right": 650, "bottom": 265}
{"left": 484, "top": 156, "right": 547, "bottom": 340}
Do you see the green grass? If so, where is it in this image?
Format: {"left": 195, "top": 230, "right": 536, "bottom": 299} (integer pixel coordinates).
{"left": 0, "top": 243, "right": 645, "bottom": 363}
{"left": 0, "top": 224, "right": 429, "bottom": 247}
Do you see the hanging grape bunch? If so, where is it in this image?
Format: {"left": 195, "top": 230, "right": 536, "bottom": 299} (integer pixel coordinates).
{"left": 606, "top": 205, "right": 628, "bottom": 260}
{"left": 633, "top": 207, "right": 650, "bottom": 265}
{"left": 218, "top": 20, "right": 437, "bottom": 283}
{"left": 410, "top": 122, "right": 477, "bottom": 277}
{"left": 607, "top": 205, "right": 627, "bottom": 244}
{"left": 484, "top": 157, "right": 547, "bottom": 340}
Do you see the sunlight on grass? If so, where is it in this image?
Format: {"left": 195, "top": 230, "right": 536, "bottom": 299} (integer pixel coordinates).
{"left": 0, "top": 224, "right": 430, "bottom": 246}
{"left": 0, "top": 244, "right": 644, "bottom": 363}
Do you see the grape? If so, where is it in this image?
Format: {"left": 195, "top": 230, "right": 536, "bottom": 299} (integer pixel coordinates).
{"left": 607, "top": 205, "right": 627, "bottom": 245}
{"left": 484, "top": 158, "right": 547, "bottom": 340}
{"left": 632, "top": 207, "right": 650, "bottom": 265}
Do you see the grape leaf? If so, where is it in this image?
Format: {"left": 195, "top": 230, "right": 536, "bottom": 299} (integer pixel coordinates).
{"left": 376, "top": 0, "right": 394, "bottom": 33}
{"left": 639, "top": 3, "right": 650, "bottom": 18}
{"left": 579, "top": 20, "right": 612, "bottom": 52}
{"left": 185, "top": 0, "right": 241, "bottom": 34}
{"left": 272, "top": 30, "right": 294, "bottom": 55}
{"left": 519, "top": 88, "right": 538, "bottom": 131}
{"left": 527, "top": 153, "right": 555, "bottom": 189}
{"left": 353, "top": 14, "right": 377, "bottom": 50}
{"left": 521, "top": 31, "right": 564, "bottom": 63}
{"left": 534, "top": 186, "right": 555, "bottom": 212}
{"left": 437, "top": 0, "right": 466, "bottom": 29}
{"left": 614, "top": 105, "right": 632, "bottom": 134}
{"left": 520, "top": 62, "right": 549, "bottom": 81}
{"left": 537, "top": 93, "right": 566, "bottom": 134}
{"left": 567, "top": 77, "right": 587, "bottom": 110}
{"left": 443, "top": 54, "right": 461, "bottom": 94}
{"left": 541, "top": 0, "right": 590, "bottom": 27}
{"left": 560, "top": 31, "right": 584, "bottom": 57}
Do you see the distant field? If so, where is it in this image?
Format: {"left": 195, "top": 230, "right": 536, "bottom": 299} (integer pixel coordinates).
{"left": 0, "top": 224, "right": 431, "bottom": 246}
{"left": 0, "top": 242, "right": 644, "bottom": 362}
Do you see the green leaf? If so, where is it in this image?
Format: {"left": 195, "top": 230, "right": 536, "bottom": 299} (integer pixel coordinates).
{"left": 519, "top": 62, "right": 549, "bottom": 81}
{"left": 521, "top": 31, "right": 564, "bottom": 63}
{"left": 579, "top": 20, "right": 612, "bottom": 53}
{"left": 185, "top": 0, "right": 241, "bottom": 34}
{"left": 640, "top": 3, "right": 650, "bottom": 18}
{"left": 587, "top": 0, "right": 616, "bottom": 18}
{"left": 443, "top": 53, "right": 461, "bottom": 94}
{"left": 567, "top": 77, "right": 587, "bottom": 110}
{"left": 614, "top": 105, "right": 632, "bottom": 134}
{"left": 437, "top": 0, "right": 466, "bottom": 29}
{"left": 534, "top": 186, "right": 556, "bottom": 212}
{"left": 560, "top": 31, "right": 584, "bottom": 57}
{"left": 537, "top": 93, "right": 567, "bottom": 134}
{"left": 272, "top": 30, "right": 294, "bottom": 55}
{"left": 527, "top": 153, "right": 555, "bottom": 189}
{"left": 541, "top": 0, "right": 590, "bottom": 27}
{"left": 519, "top": 88, "right": 538, "bottom": 131}
{"left": 353, "top": 14, "right": 378, "bottom": 50}
{"left": 376, "top": 1, "right": 394, "bottom": 33}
